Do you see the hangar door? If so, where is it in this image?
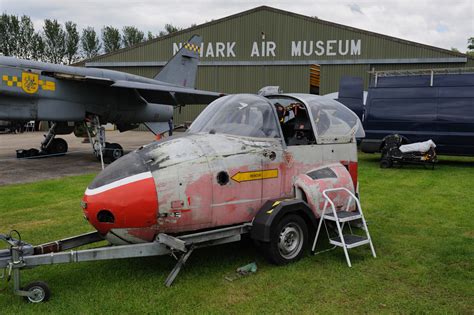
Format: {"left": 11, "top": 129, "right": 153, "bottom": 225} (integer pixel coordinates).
{"left": 310, "top": 64, "right": 321, "bottom": 95}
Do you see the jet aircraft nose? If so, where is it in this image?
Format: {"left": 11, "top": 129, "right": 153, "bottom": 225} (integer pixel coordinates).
{"left": 82, "top": 151, "right": 158, "bottom": 239}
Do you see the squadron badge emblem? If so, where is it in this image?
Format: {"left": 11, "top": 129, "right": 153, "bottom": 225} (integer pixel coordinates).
{"left": 21, "top": 72, "right": 39, "bottom": 94}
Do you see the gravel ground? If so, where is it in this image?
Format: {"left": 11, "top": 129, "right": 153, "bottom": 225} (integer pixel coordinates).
{"left": 0, "top": 130, "right": 156, "bottom": 185}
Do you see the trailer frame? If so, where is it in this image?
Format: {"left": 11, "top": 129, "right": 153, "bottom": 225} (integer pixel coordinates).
{"left": 0, "top": 224, "right": 251, "bottom": 302}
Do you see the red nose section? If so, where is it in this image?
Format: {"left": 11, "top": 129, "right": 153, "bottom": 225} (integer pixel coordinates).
{"left": 82, "top": 172, "right": 158, "bottom": 236}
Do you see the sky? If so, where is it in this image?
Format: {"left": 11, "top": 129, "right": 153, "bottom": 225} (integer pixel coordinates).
{"left": 0, "top": 0, "right": 473, "bottom": 52}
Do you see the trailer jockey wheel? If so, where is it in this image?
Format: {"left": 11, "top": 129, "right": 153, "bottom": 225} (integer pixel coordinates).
{"left": 262, "top": 214, "right": 308, "bottom": 265}
{"left": 23, "top": 281, "right": 51, "bottom": 303}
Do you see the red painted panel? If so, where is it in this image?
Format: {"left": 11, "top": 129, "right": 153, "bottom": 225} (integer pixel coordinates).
{"left": 83, "top": 177, "right": 158, "bottom": 236}
{"left": 340, "top": 160, "right": 358, "bottom": 190}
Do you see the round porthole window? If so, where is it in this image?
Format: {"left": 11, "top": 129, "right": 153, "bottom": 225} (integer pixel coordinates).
{"left": 217, "top": 171, "right": 229, "bottom": 185}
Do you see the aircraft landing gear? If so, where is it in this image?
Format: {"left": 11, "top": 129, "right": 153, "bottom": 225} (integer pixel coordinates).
{"left": 85, "top": 116, "right": 124, "bottom": 167}
{"left": 106, "top": 142, "right": 124, "bottom": 162}
{"left": 16, "top": 122, "right": 68, "bottom": 159}
{"left": 40, "top": 122, "right": 68, "bottom": 155}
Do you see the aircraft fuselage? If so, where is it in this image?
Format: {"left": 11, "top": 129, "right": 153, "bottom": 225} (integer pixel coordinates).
{"left": 0, "top": 57, "right": 173, "bottom": 124}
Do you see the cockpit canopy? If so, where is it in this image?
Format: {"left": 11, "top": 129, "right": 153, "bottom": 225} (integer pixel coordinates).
{"left": 188, "top": 93, "right": 365, "bottom": 144}
{"left": 188, "top": 94, "right": 281, "bottom": 138}
{"left": 291, "top": 94, "right": 365, "bottom": 143}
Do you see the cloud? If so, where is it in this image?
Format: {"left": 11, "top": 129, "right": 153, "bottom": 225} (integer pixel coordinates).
{"left": 0, "top": 0, "right": 472, "bottom": 51}
{"left": 348, "top": 3, "right": 364, "bottom": 14}
{"left": 436, "top": 24, "right": 449, "bottom": 33}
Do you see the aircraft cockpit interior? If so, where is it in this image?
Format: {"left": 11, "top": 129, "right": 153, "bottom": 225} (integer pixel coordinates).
{"left": 273, "top": 102, "right": 316, "bottom": 146}
{"left": 268, "top": 95, "right": 317, "bottom": 146}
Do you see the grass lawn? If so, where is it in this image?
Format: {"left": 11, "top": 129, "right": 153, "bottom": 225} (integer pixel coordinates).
{"left": 0, "top": 153, "right": 473, "bottom": 314}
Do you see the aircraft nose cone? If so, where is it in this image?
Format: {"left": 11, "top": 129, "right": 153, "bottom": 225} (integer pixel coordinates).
{"left": 82, "top": 151, "right": 158, "bottom": 237}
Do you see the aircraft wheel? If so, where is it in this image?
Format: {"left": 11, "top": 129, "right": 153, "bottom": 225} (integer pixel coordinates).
{"left": 261, "top": 214, "right": 308, "bottom": 265}
{"left": 49, "top": 138, "right": 68, "bottom": 155}
{"left": 53, "top": 138, "right": 68, "bottom": 154}
{"left": 106, "top": 143, "right": 124, "bottom": 162}
{"left": 23, "top": 281, "right": 50, "bottom": 303}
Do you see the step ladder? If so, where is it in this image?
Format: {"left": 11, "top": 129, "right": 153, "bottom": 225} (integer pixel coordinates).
{"left": 311, "top": 187, "right": 376, "bottom": 267}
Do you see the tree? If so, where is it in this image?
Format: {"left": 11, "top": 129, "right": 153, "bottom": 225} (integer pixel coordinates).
{"left": 102, "top": 26, "right": 121, "bottom": 53}
{"left": 468, "top": 37, "right": 474, "bottom": 51}
{"left": 9, "top": 15, "right": 20, "bottom": 56}
{"left": 450, "top": 47, "right": 460, "bottom": 53}
{"left": 31, "top": 33, "right": 45, "bottom": 61}
{"left": 43, "top": 19, "right": 66, "bottom": 64}
{"left": 64, "top": 21, "right": 79, "bottom": 64}
{"left": 81, "top": 27, "right": 101, "bottom": 59}
{"left": 158, "top": 23, "right": 182, "bottom": 37}
{"left": 0, "top": 14, "right": 45, "bottom": 61}
{"left": 0, "top": 14, "right": 8, "bottom": 55}
{"left": 147, "top": 31, "right": 154, "bottom": 41}
{"left": 17, "top": 15, "right": 35, "bottom": 59}
{"left": 122, "top": 26, "right": 144, "bottom": 47}
{"left": 0, "top": 14, "right": 20, "bottom": 56}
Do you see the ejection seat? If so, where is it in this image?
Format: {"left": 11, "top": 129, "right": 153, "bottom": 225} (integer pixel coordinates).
{"left": 286, "top": 110, "right": 315, "bottom": 146}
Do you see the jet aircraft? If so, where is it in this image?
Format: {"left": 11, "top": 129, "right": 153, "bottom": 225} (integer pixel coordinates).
{"left": 0, "top": 35, "right": 221, "bottom": 162}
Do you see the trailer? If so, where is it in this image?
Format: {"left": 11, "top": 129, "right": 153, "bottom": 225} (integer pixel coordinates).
{"left": 0, "top": 223, "right": 251, "bottom": 303}
{"left": 1, "top": 192, "right": 376, "bottom": 303}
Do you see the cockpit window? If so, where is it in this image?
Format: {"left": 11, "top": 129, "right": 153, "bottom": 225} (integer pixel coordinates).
{"left": 305, "top": 96, "right": 365, "bottom": 142}
{"left": 267, "top": 96, "right": 316, "bottom": 146}
{"left": 188, "top": 94, "right": 281, "bottom": 138}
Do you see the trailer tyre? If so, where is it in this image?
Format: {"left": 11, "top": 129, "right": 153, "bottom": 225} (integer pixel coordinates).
{"left": 261, "top": 214, "right": 308, "bottom": 265}
{"left": 23, "top": 281, "right": 50, "bottom": 303}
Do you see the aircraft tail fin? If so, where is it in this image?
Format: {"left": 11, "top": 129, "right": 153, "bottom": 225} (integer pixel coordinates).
{"left": 153, "top": 35, "right": 202, "bottom": 88}
{"left": 337, "top": 76, "right": 364, "bottom": 120}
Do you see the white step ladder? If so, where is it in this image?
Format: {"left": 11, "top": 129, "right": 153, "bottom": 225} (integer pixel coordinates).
{"left": 311, "top": 187, "right": 376, "bottom": 267}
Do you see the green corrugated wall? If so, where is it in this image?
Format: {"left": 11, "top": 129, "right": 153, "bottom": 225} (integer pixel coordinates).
{"left": 85, "top": 7, "right": 471, "bottom": 126}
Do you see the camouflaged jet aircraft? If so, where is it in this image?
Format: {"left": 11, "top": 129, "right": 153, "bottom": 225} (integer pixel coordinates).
{"left": 0, "top": 35, "right": 221, "bottom": 162}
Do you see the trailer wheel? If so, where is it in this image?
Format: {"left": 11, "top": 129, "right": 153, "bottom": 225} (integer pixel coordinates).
{"left": 262, "top": 214, "right": 308, "bottom": 265}
{"left": 380, "top": 158, "right": 392, "bottom": 168}
{"left": 23, "top": 281, "right": 50, "bottom": 303}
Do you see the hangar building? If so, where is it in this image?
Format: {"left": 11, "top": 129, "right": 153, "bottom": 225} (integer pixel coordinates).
{"left": 82, "top": 6, "right": 474, "bottom": 124}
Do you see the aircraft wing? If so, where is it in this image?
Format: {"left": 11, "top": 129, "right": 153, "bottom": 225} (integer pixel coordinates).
{"left": 111, "top": 80, "right": 223, "bottom": 105}
{"left": 41, "top": 71, "right": 221, "bottom": 105}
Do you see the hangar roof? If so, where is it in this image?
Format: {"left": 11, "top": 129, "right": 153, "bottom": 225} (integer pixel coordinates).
{"left": 79, "top": 6, "right": 468, "bottom": 67}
